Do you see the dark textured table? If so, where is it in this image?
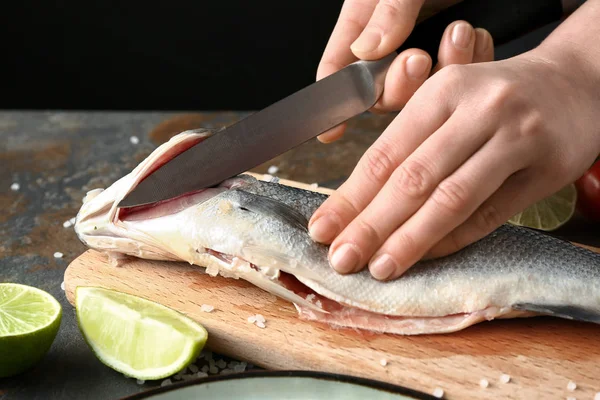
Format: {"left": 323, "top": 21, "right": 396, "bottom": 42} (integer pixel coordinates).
{"left": 1, "top": 111, "right": 599, "bottom": 400}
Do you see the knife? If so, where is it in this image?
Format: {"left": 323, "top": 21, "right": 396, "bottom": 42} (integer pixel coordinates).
{"left": 119, "top": 0, "right": 583, "bottom": 208}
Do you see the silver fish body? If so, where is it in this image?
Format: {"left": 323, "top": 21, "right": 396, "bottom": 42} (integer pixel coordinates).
{"left": 74, "top": 129, "right": 600, "bottom": 335}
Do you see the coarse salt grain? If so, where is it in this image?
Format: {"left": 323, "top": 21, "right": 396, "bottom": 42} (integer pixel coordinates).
{"left": 479, "top": 379, "right": 489, "bottom": 388}
{"left": 189, "top": 364, "right": 199, "bottom": 373}
{"left": 247, "top": 316, "right": 257, "bottom": 323}
{"left": 63, "top": 220, "right": 72, "bottom": 228}
{"left": 267, "top": 165, "right": 279, "bottom": 174}
{"left": 594, "top": 392, "right": 600, "bottom": 400}
{"left": 566, "top": 397, "right": 576, "bottom": 400}
{"left": 60, "top": 281, "right": 65, "bottom": 291}
{"left": 380, "top": 359, "right": 387, "bottom": 366}
{"left": 216, "top": 359, "right": 227, "bottom": 369}
{"left": 160, "top": 379, "right": 172, "bottom": 387}
{"left": 255, "top": 314, "right": 265, "bottom": 323}
{"left": 54, "top": 252, "right": 64, "bottom": 258}
{"left": 201, "top": 304, "right": 214, "bottom": 313}
{"left": 182, "top": 374, "right": 195, "bottom": 381}
{"left": 500, "top": 374, "right": 511, "bottom": 384}
{"left": 10, "top": 183, "right": 20, "bottom": 191}
{"left": 136, "top": 379, "right": 145, "bottom": 385}
{"left": 256, "top": 321, "right": 266, "bottom": 329}
{"left": 130, "top": 136, "right": 140, "bottom": 145}
{"left": 310, "top": 183, "right": 318, "bottom": 188}
{"left": 432, "top": 388, "right": 444, "bottom": 398}
{"left": 209, "top": 365, "right": 218, "bottom": 374}
{"left": 234, "top": 364, "right": 246, "bottom": 373}
{"left": 567, "top": 381, "right": 577, "bottom": 391}
{"left": 197, "top": 371, "right": 208, "bottom": 378}
{"left": 201, "top": 365, "right": 209, "bottom": 373}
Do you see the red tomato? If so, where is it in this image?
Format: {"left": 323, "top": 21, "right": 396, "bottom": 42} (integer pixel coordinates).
{"left": 575, "top": 160, "right": 600, "bottom": 222}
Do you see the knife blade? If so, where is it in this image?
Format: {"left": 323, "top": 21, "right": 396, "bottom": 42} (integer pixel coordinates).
{"left": 118, "top": 52, "right": 396, "bottom": 208}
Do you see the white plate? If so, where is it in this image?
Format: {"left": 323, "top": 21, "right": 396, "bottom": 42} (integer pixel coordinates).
{"left": 123, "top": 371, "right": 435, "bottom": 400}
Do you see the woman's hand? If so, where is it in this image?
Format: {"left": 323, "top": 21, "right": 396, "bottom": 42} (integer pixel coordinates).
{"left": 309, "top": 44, "right": 600, "bottom": 281}
{"left": 316, "top": 0, "right": 493, "bottom": 143}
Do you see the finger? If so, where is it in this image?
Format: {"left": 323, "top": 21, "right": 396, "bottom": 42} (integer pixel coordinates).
{"left": 308, "top": 73, "right": 458, "bottom": 246}
{"left": 473, "top": 28, "right": 494, "bottom": 63}
{"left": 367, "top": 135, "right": 530, "bottom": 281}
{"left": 317, "top": 123, "right": 348, "bottom": 143}
{"left": 432, "top": 20, "right": 475, "bottom": 74}
{"left": 350, "top": 0, "right": 426, "bottom": 61}
{"left": 425, "top": 169, "right": 546, "bottom": 259}
{"left": 370, "top": 49, "right": 432, "bottom": 113}
{"left": 327, "top": 108, "right": 492, "bottom": 274}
{"left": 317, "top": 0, "right": 378, "bottom": 81}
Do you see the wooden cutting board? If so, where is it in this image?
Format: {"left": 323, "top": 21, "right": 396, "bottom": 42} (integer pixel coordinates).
{"left": 63, "top": 173, "right": 600, "bottom": 400}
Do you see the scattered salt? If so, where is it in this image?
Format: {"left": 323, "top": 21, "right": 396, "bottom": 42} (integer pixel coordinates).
{"left": 310, "top": 183, "right": 319, "bottom": 188}
{"left": 196, "top": 372, "right": 208, "bottom": 378}
{"left": 432, "top": 387, "right": 444, "bottom": 398}
{"left": 255, "top": 314, "right": 265, "bottom": 323}
{"left": 479, "top": 379, "right": 489, "bottom": 388}
{"left": 220, "top": 368, "right": 234, "bottom": 375}
{"left": 216, "top": 359, "right": 227, "bottom": 369}
{"left": 267, "top": 165, "right": 279, "bottom": 174}
{"left": 189, "top": 364, "right": 199, "bottom": 373}
{"left": 136, "top": 379, "right": 145, "bottom": 385}
{"left": 500, "top": 374, "right": 511, "bottom": 384}
{"left": 306, "top": 294, "right": 316, "bottom": 302}
{"left": 380, "top": 359, "right": 387, "bottom": 366}
{"left": 256, "top": 321, "right": 266, "bottom": 329}
{"left": 227, "top": 361, "right": 238, "bottom": 369}
{"left": 247, "top": 316, "right": 257, "bottom": 323}
{"left": 233, "top": 364, "right": 247, "bottom": 373}
{"left": 173, "top": 372, "right": 184, "bottom": 380}
{"left": 160, "top": 379, "right": 172, "bottom": 387}
{"left": 201, "top": 365, "right": 209, "bottom": 373}
{"left": 130, "top": 136, "right": 140, "bottom": 145}
{"left": 181, "top": 374, "right": 195, "bottom": 381}
{"left": 201, "top": 304, "right": 214, "bottom": 313}
{"left": 567, "top": 381, "right": 577, "bottom": 391}
{"left": 10, "top": 182, "right": 20, "bottom": 191}
{"left": 63, "top": 220, "right": 72, "bottom": 228}
{"left": 209, "top": 365, "right": 218, "bottom": 374}
{"left": 60, "top": 281, "right": 65, "bottom": 291}
{"left": 54, "top": 252, "right": 64, "bottom": 258}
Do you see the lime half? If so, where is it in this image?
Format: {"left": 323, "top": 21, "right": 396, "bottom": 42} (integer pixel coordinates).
{"left": 508, "top": 183, "right": 577, "bottom": 231}
{"left": 0, "top": 283, "right": 62, "bottom": 378}
{"left": 75, "top": 286, "right": 208, "bottom": 380}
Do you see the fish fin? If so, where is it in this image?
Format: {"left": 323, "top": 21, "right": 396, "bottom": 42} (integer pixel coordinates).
{"left": 512, "top": 303, "right": 600, "bottom": 324}
{"left": 234, "top": 191, "right": 308, "bottom": 232}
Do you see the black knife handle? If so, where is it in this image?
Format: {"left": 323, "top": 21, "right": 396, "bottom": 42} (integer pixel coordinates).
{"left": 397, "top": 0, "right": 576, "bottom": 64}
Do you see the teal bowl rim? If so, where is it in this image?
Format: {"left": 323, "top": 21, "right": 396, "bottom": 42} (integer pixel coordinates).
{"left": 121, "top": 370, "right": 437, "bottom": 400}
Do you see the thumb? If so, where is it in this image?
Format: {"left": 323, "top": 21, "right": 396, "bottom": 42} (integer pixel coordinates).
{"left": 350, "top": 0, "right": 425, "bottom": 60}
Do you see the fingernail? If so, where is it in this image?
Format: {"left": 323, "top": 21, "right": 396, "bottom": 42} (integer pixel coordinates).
{"left": 309, "top": 215, "right": 339, "bottom": 243}
{"left": 351, "top": 30, "right": 381, "bottom": 53}
{"left": 405, "top": 54, "right": 430, "bottom": 79}
{"left": 475, "top": 29, "right": 489, "bottom": 54}
{"left": 451, "top": 22, "right": 472, "bottom": 49}
{"left": 369, "top": 254, "right": 397, "bottom": 280}
{"left": 330, "top": 243, "right": 361, "bottom": 274}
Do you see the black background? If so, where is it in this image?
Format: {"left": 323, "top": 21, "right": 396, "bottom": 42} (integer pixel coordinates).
{"left": 0, "top": 1, "right": 559, "bottom": 111}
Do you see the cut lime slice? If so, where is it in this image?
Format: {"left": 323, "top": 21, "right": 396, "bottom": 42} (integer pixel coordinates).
{"left": 0, "top": 283, "right": 62, "bottom": 378}
{"left": 75, "top": 286, "right": 207, "bottom": 380}
{"left": 508, "top": 184, "right": 577, "bottom": 231}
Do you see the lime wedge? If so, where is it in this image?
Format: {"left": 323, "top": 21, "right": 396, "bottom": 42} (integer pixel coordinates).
{"left": 508, "top": 183, "right": 577, "bottom": 231}
{"left": 0, "top": 283, "right": 62, "bottom": 378}
{"left": 75, "top": 286, "right": 208, "bottom": 380}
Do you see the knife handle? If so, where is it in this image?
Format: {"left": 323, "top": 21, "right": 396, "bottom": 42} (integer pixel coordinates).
{"left": 397, "top": 0, "right": 584, "bottom": 64}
